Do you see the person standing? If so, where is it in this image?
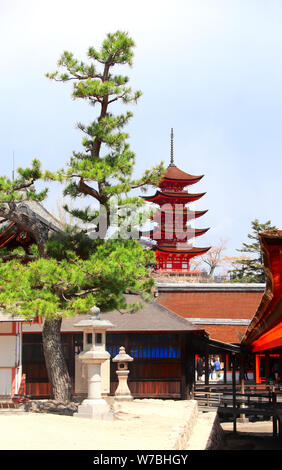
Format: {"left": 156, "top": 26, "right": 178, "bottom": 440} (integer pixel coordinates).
{"left": 209, "top": 356, "right": 215, "bottom": 380}
{"left": 273, "top": 362, "right": 280, "bottom": 382}
{"left": 196, "top": 356, "right": 204, "bottom": 382}
{"left": 214, "top": 357, "right": 221, "bottom": 379}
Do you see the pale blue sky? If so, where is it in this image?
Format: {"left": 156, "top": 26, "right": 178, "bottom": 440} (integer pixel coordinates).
{"left": 1, "top": 0, "right": 282, "bottom": 258}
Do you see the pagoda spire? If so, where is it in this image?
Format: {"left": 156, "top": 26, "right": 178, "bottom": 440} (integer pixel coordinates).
{"left": 170, "top": 128, "right": 175, "bottom": 166}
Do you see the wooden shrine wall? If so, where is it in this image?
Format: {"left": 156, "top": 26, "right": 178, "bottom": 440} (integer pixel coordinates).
{"left": 22, "top": 332, "right": 189, "bottom": 399}
{"left": 108, "top": 333, "right": 184, "bottom": 398}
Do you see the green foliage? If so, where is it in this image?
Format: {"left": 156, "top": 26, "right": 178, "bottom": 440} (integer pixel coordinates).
{"left": 0, "top": 159, "right": 48, "bottom": 205}
{"left": 0, "top": 32, "right": 162, "bottom": 399}
{"left": 0, "top": 31, "right": 159, "bottom": 322}
{"left": 47, "top": 30, "right": 165, "bottom": 234}
{"left": 229, "top": 219, "right": 278, "bottom": 283}
{"left": 0, "top": 238, "right": 155, "bottom": 319}
{"left": 46, "top": 225, "right": 98, "bottom": 260}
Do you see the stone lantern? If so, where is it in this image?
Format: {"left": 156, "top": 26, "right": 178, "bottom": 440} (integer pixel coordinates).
{"left": 73, "top": 306, "right": 114, "bottom": 420}
{"left": 112, "top": 346, "right": 134, "bottom": 401}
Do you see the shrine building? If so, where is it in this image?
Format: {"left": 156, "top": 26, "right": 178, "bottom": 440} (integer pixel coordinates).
{"left": 241, "top": 230, "right": 282, "bottom": 383}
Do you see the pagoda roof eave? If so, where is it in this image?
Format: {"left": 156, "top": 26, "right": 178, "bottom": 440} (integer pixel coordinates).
{"left": 143, "top": 191, "right": 206, "bottom": 203}
{"left": 154, "top": 246, "right": 211, "bottom": 254}
{"left": 162, "top": 175, "right": 204, "bottom": 183}
{"left": 162, "top": 165, "right": 204, "bottom": 182}
{"left": 151, "top": 209, "right": 209, "bottom": 219}
{"left": 141, "top": 228, "right": 210, "bottom": 238}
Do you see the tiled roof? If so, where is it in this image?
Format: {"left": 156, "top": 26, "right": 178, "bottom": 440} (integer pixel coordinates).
{"left": 162, "top": 165, "right": 203, "bottom": 182}
{"left": 201, "top": 325, "right": 248, "bottom": 344}
{"left": 158, "top": 291, "right": 263, "bottom": 320}
{"left": 157, "top": 286, "right": 264, "bottom": 343}
{"left": 23, "top": 295, "right": 205, "bottom": 334}
{"left": 17, "top": 201, "right": 63, "bottom": 232}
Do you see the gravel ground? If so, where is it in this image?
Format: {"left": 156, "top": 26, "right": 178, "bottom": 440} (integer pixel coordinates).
{"left": 0, "top": 399, "right": 197, "bottom": 451}
{"left": 0, "top": 399, "right": 280, "bottom": 452}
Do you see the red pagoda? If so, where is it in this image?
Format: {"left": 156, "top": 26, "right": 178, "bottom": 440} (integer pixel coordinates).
{"left": 142, "top": 129, "right": 210, "bottom": 273}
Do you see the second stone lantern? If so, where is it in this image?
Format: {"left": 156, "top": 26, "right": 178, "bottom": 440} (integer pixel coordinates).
{"left": 112, "top": 346, "right": 134, "bottom": 401}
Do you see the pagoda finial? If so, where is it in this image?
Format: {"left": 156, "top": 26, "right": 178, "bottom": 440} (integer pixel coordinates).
{"left": 170, "top": 128, "right": 175, "bottom": 166}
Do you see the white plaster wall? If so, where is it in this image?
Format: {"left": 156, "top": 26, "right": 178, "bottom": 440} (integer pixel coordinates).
{"left": 0, "top": 369, "right": 12, "bottom": 395}
{"left": 0, "top": 336, "right": 16, "bottom": 367}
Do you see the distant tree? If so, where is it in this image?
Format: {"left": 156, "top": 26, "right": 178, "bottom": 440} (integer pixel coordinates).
{"left": 229, "top": 219, "right": 278, "bottom": 283}
{"left": 224, "top": 254, "right": 251, "bottom": 277}
{"left": 198, "top": 239, "right": 228, "bottom": 279}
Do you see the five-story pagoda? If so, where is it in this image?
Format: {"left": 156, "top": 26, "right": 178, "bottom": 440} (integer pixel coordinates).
{"left": 142, "top": 129, "right": 210, "bottom": 273}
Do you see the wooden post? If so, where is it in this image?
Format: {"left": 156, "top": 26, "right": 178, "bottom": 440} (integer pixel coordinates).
{"left": 223, "top": 353, "right": 227, "bottom": 384}
{"left": 184, "top": 337, "right": 195, "bottom": 400}
{"left": 232, "top": 353, "right": 237, "bottom": 433}
{"left": 265, "top": 353, "right": 270, "bottom": 381}
{"left": 205, "top": 352, "right": 209, "bottom": 385}
{"left": 272, "top": 391, "right": 278, "bottom": 437}
{"left": 255, "top": 354, "right": 260, "bottom": 384}
{"left": 180, "top": 334, "right": 186, "bottom": 399}
{"left": 238, "top": 353, "right": 248, "bottom": 423}
{"left": 279, "top": 355, "right": 282, "bottom": 389}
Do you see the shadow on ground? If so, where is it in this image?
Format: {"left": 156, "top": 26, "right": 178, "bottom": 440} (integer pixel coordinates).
{"left": 218, "top": 431, "right": 282, "bottom": 450}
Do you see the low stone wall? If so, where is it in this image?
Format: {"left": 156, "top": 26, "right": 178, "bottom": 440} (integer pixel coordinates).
{"left": 204, "top": 413, "right": 224, "bottom": 450}
{"left": 167, "top": 401, "right": 199, "bottom": 449}
{"left": 113, "top": 398, "right": 200, "bottom": 450}
{"left": 166, "top": 402, "right": 224, "bottom": 450}
{"left": 24, "top": 400, "right": 79, "bottom": 416}
{"left": 186, "top": 410, "right": 224, "bottom": 450}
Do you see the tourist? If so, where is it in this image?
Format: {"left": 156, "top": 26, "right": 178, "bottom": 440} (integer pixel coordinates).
{"left": 196, "top": 356, "right": 204, "bottom": 382}
{"left": 272, "top": 362, "right": 280, "bottom": 382}
{"left": 214, "top": 357, "right": 221, "bottom": 379}
{"left": 209, "top": 356, "right": 214, "bottom": 380}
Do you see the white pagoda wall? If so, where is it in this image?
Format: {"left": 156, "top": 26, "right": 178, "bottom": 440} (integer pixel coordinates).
{"left": 0, "top": 322, "right": 22, "bottom": 396}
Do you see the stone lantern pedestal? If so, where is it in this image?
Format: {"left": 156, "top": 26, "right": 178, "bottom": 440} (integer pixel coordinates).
{"left": 73, "top": 307, "right": 114, "bottom": 420}
{"left": 113, "top": 346, "right": 134, "bottom": 401}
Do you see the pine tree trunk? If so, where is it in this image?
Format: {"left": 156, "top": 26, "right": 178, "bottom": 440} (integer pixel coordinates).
{"left": 42, "top": 317, "right": 73, "bottom": 401}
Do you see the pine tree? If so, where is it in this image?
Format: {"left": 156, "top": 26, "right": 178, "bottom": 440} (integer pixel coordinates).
{"left": 0, "top": 160, "right": 155, "bottom": 400}
{"left": 0, "top": 184, "right": 155, "bottom": 400}
{"left": 0, "top": 32, "right": 161, "bottom": 401}
{"left": 0, "top": 160, "right": 74, "bottom": 399}
{"left": 229, "top": 219, "right": 278, "bottom": 283}
{"left": 46, "top": 31, "right": 165, "bottom": 237}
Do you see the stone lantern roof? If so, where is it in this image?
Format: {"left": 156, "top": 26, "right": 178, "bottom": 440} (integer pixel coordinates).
{"left": 74, "top": 306, "right": 114, "bottom": 330}
{"left": 112, "top": 346, "right": 133, "bottom": 363}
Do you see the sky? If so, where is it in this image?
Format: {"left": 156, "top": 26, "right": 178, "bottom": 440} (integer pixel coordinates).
{"left": 1, "top": 0, "right": 282, "bottom": 259}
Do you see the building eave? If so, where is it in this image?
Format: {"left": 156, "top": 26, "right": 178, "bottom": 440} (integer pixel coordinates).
{"left": 157, "top": 282, "right": 266, "bottom": 292}
{"left": 241, "top": 230, "right": 282, "bottom": 348}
